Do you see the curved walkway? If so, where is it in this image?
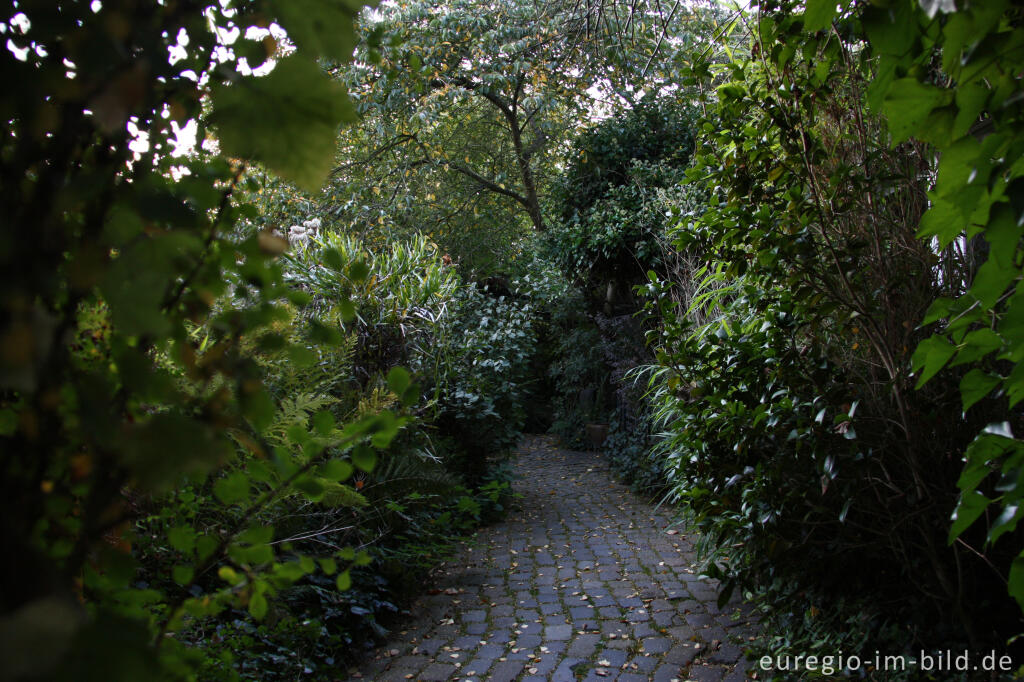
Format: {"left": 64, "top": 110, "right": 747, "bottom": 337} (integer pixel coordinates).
{"left": 351, "top": 435, "right": 759, "bottom": 681}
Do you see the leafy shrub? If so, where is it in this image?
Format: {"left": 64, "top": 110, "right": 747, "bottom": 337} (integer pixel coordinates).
{"left": 286, "top": 230, "right": 539, "bottom": 483}
{"left": 422, "top": 284, "right": 538, "bottom": 483}
{"left": 642, "top": 0, "right": 1024, "bottom": 671}
{"left": 546, "top": 96, "right": 697, "bottom": 302}
{"left": 602, "top": 409, "right": 663, "bottom": 496}
{"left": 120, "top": 229, "right": 533, "bottom": 679}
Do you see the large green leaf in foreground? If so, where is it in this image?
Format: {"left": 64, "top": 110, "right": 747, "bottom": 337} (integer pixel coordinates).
{"left": 210, "top": 56, "right": 356, "bottom": 191}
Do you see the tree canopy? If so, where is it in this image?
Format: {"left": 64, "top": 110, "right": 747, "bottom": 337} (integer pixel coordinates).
{"left": 315, "top": 0, "right": 716, "bottom": 272}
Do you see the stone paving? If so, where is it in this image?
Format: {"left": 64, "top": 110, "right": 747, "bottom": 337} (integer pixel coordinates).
{"left": 348, "top": 435, "right": 759, "bottom": 681}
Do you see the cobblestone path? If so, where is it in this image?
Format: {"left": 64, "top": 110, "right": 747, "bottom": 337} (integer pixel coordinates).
{"left": 350, "top": 435, "right": 759, "bottom": 681}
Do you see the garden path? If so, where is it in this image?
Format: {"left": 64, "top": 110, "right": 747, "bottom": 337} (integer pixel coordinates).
{"left": 348, "top": 435, "right": 759, "bottom": 681}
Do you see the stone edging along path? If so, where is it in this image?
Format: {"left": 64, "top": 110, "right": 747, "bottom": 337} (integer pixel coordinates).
{"left": 348, "top": 435, "right": 760, "bottom": 681}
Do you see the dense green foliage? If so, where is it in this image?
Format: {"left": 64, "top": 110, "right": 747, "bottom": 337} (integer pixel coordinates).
{"left": 638, "top": 0, "right": 1024, "bottom": 673}
{"left": 0, "top": 1, "right": 385, "bottom": 678}
{"left": 7, "top": 0, "right": 1024, "bottom": 678}
{"left": 546, "top": 97, "right": 697, "bottom": 307}
{"left": 0, "top": 1, "right": 530, "bottom": 679}
{"left": 315, "top": 0, "right": 713, "bottom": 275}
{"left": 324, "top": 0, "right": 603, "bottom": 271}
{"left": 155, "top": 233, "right": 526, "bottom": 679}
{"left": 541, "top": 98, "right": 695, "bottom": 484}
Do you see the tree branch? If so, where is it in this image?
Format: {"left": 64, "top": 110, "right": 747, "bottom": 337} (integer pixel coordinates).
{"left": 448, "top": 161, "right": 530, "bottom": 205}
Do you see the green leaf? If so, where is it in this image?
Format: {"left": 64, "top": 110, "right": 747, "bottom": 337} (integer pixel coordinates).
{"left": 269, "top": 0, "right": 362, "bottom": 61}
{"left": 386, "top": 366, "right": 411, "bottom": 396}
{"left": 101, "top": 202, "right": 144, "bottom": 246}
{"left": 989, "top": 504, "right": 1023, "bottom": 545}
{"left": 866, "top": 59, "right": 897, "bottom": 112}
{"left": 1009, "top": 553, "right": 1024, "bottom": 609}
{"left": 954, "top": 82, "right": 990, "bottom": 138}
{"left": 288, "top": 345, "right": 317, "bottom": 368}
{"left": 319, "top": 558, "right": 337, "bottom": 575}
{"left": 338, "top": 299, "right": 357, "bottom": 322}
{"left": 243, "top": 387, "right": 276, "bottom": 433}
{"left": 249, "top": 592, "right": 268, "bottom": 620}
{"left": 172, "top": 565, "right": 194, "bottom": 586}
{"left": 948, "top": 490, "right": 991, "bottom": 543}
{"left": 911, "top": 335, "right": 957, "bottom": 388}
{"left": 863, "top": 3, "right": 917, "bottom": 57}
{"left": 921, "top": 297, "right": 953, "bottom": 326}
{"left": 123, "top": 414, "right": 232, "bottom": 491}
{"left": 287, "top": 289, "right": 313, "bottom": 306}
{"left": 349, "top": 260, "right": 370, "bottom": 283}
{"left": 293, "top": 476, "right": 325, "bottom": 500}
{"left": 999, "top": 294, "right": 1024, "bottom": 346}
{"left": 237, "top": 526, "right": 273, "bottom": 545}
{"left": 960, "top": 369, "right": 1001, "bottom": 411}
{"left": 371, "top": 413, "right": 403, "bottom": 448}
{"left": 934, "top": 136, "right": 981, "bottom": 198}
{"left": 247, "top": 459, "right": 274, "bottom": 484}
{"left": 951, "top": 328, "right": 1003, "bottom": 367}
{"left": 336, "top": 570, "right": 352, "bottom": 591}
{"left": 883, "top": 78, "right": 950, "bottom": 143}
{"left": 101, "top": 242, "right": 175, "bottom": 337}
{"left": 401, "top": 384, "right": 420, "bottom": 407}
{"left": 209, "top": 57, "right": 357, "bottom": 192}
{"left": 917, "top": 198, "right": 966, "bottom": 247}
{"left": 323, "top": 248, "right": 345, "bottom": 271}
{"left": 917, "top": 105, "right": 956, "bottom": 148}
{"left": 352, "top": 445, "right": 377, "bottom": 472}
{"left": 218, "top": 566, "right": 241, "bottom": 585}
{"left": 274, "top": 561, "right": 306, "bottom": 583}
{"left": 803, "top": 0, "right": 837, "bottom": 32}
{"left": 313, "top": 410, "right": 336, "bottom": 436}
{"left": 984, "top": 203, "right": 1020, "bottom": 271}
{"left": 966, "top": 428, "right": 1021, "bottom": 467}
{"left": 167, "top": 526, "right": 197, "bottom": 554}
{"left": 716, "top": 579, "right": 736, "bottom": 610}
{"left": 258, "top": 332, "right": 286, "bottom": 352}
{"left": 197, "top": 535, "right": 219, "bottom": 562}
{"left": 229, "top": 541, "right": 274, "bottom": 565}
{"left": 320, "top": 458, "right": 354, "bottom": 481}
{"left": 320, "top": 481, "right": 368, "bottom": 507}
{"left": 213, "top": 472, "right": 250, "bottom": 505}
{"left": 969, "top": 257, "right": 1017, "bottom": 309}
{"left": 957, "top": 460, "right": 990, "bottom": 494}
{"left": 287, "top": 423, "right": 310, "bottom": 447}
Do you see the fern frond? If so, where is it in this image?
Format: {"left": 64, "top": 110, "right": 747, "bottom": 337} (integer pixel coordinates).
{"left": 264, "top": 392, "right": 338, "bottom": 445}
{"left": 360, "top": 447, "right": 460, "bottom": 503}
{"left": 318, "top": 481, "right": 369, "bottom": 508}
